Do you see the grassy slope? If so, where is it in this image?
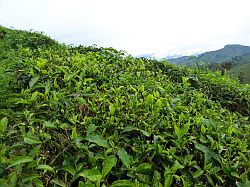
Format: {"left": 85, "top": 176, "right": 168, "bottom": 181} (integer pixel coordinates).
{"left": 0, "top": 26, "right": 250, "bottom": 186}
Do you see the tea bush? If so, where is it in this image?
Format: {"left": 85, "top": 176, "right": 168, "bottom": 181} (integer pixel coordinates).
{"left": 0, "top": 26, "right": 249, "bottom": 186}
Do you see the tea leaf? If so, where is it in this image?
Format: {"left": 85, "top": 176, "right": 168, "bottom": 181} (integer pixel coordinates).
{"left": 140, "top": 130, "right": 151, "bottom": 137}
{"left": 172, "top": 160, "right": 184, "bottom": 171}
{"left": 37, "top": 164, "right": 54, "bottom": 173}
{"left": 8, "top": 156, "right": 33, "bottom": 168}
{"left": 86, "top": 124, "right": 97, "bottom": 136}
{"left": 0, "top": 117, "right": 8, "bottom": 132}
{"left": 102, "top": 155, "right": 117, "bottom": 178}
{"left": 193, "top": 169, "right": 204, "bottom": 178}
{"left": 23, "top": 134, "right": 42, "bottom": 145}
{"left": 21, "top": 174, "right": 40, "bottom": 183}
{"left": 109, "top": 103, "right": 116, "bottom": 115}
{"left": 117, "top": 148, "right": 131, "bottom": 169}
{"left": 195, "top": 143, "right": 221, "bottom": 163}
{"left": 8, "top": 172, "right": 17, "bottom": 186}
{"left": 43, "top": 121, "right": 56, "bottom": 129}
{"left": 111, "top": 180, "right": 134, "bottom": 187}
{"left": 61, "top": 165, "right": 76, "bottom": 176}
{"left": 164, "top": 168, "right": 174, "bottom": 187}
{"left": 122, "top": 125, "right": 138, "bottom": 133}
{"left": 152, "top": 169, "right": 161, "bottom": 187}
{"left": 51, "top": 178, "right": 66, "bottom": 187}
{"left": 78, "top": 168, "right": 102, "bottom": 182}
{"left": 86, "top": 135, "right": 110, "bottom": 148}
{"left": 136, "top": 163, "right": 152, "bottom": 175}
{"left": 29, "top": 76, "right": 39, "bottom": 88}
{"left": 79, "top": 181, "right": 95, "bottom": 187}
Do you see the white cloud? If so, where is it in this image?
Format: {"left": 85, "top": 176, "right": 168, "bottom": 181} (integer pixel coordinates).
{"left": 1, "top": 0, "right": 250, "bottom": 57}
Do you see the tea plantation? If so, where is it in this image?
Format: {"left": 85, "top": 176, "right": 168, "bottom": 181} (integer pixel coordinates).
{"left": 0, "top": 26, "right": 249, "bottom": 186}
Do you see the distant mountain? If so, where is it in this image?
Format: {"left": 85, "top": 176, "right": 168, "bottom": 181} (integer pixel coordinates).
{"left": 168, "top": 44, "right": 250, "bottom": 65}
{"left": 168, "top": 44, "right": 250, "bottom": 84}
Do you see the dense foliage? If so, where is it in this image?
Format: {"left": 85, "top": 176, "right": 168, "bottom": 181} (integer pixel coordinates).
{"left": 0, "top": 26, "right": 250, "bottom": 186}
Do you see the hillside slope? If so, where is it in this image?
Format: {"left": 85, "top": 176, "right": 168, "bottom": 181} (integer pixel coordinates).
{"left": 0, "top": 26, "right": 250, "bottom": 186}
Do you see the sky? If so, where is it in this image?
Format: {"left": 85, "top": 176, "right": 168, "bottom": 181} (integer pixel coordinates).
{"left": 1, "top": 0, "right": 250, "bottom": 58}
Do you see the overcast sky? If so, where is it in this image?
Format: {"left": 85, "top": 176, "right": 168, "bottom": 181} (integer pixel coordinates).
{"left": 1, "top": 0, "right": 250, "bottom": 57}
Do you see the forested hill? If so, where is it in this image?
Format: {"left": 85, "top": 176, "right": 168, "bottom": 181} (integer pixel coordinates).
{"left": 168, "top": 44, "right": 250, "bottom": 83}
{"left": 169, "top": 44, "right": 250, "bottom": 65}
{"left": 0, "top": 26, "right": 250, "bottom": 186}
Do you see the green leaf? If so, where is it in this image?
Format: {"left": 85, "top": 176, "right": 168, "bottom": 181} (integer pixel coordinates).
{"left": 51, "top": 178, "right": 66, "bottom": 187}
{"left": 140, "top": 130, "right": 151, "bottom": 137}
{"left": 152, "top": 170, "right": 161, "bottom": 187}
{"left": 111, "top": 180, "right": 134, "bottom": 187}
{"left": 228, "top": 125, "right": 234, "bottom": 135}
{"left": 61, "top": 165, "right": 76, "bottom": 176}
{"left": 78, "top": 181, "right": 95, "bottom": 187}
{"left": 31, "top": 91, "right": 39, "bottom": 100}
{"left": 136, "top": 163, "right": 152, "bottom": 175}
{"left": 86, "top": 124, "right": 97, "bottom": 136}
{"left": 8, "top": 156, "right": 33, "bottom": 168}
{"left": 36, "top": 58, "right": 47, "bottom": 68}
{"left": 195, "top": 143, "right": 209, "bottom": 153}
{"left": 102, "top": 155, "right": 117, "bottom": 178}
{"left": 236, "top": 179, "right": 250, "bottom": 187}
{"left": 136, "top": 173, "right": 152, "bottom": 184}
{"left": 78, "top": 168, "right": 102, "bottom": 182}
{"left": 146, "top": 94, "right": 154, "bottom": 103}
{"left": 29, "top": 76, "right": 39, "bottom": 88}
{"left": 117, "top": 148, "right": 131, "bottom": 169}
{"left": 0, "top": 163, "right": 7, "bottom": 177}
{"left": 195, "top": 143, "right": 221, "bottom": 164}
{"left": 193, "top": 169, "right": 204, "bottom": 178}
{"left": 172, "top": 160, "right": 184, "bottom": 171}
{"left": 8, "top": 172, "right": 17, "bottom": 186}
{"left": 109, "top": 103, "right": 116, "bottom": 115}
{"left": 44, "top": 81, "right": 51, "bottom": 95}
{"left": 69, "top": 115, "right": 78, "bottom": 125}
{"left": 21, "top": 174, "right": 40, "bottom": 183}
{"left": 37, "top": 164, "right": 54, "bottom": 173}
{"left": 174, "top": 125, "right": 182, "bottom": 140}
{"left": 0, "top": 117, "right": 8, "bottom": 132}
{"left": 43, "top": 121, "right": 56, "bottom": 129}
{"left": 122, "top": 125, "right": 138, "bottom": 133}
{"left": 86, "top": 135, "right": 110, "bottom": 148}
{"left": 231, "top": 172, "right": 240, "bottom": 178}
{"left": 164, "top": 168, "right": 174, "bottom": 187}
{"left": 71, "top": 126, "right": 78, "bottom": 140}
{"left": 182, "top": 123, "right": 190, "bottom": 136}
{"left": 201, "top": 125, "right": 206, "bottom": 134}
{"left": 23, "top": 134, "right": 42, "bottom": 145}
